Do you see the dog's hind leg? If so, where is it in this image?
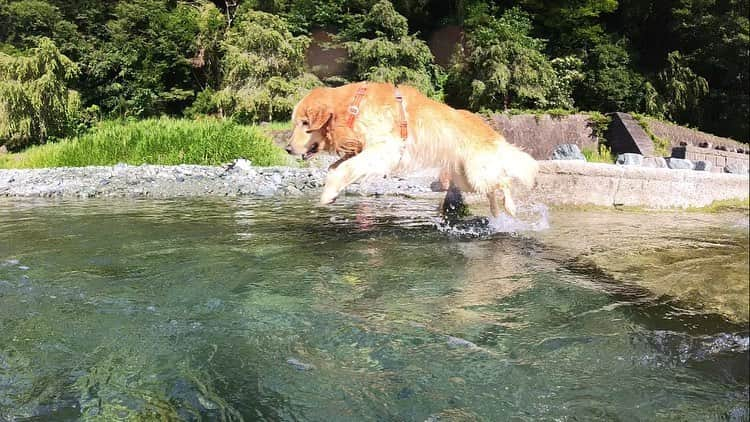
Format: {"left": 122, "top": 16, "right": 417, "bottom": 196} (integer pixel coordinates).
{"left": 498, "top": 180, "right": 516, "bottom": 217}
{"left": 320, "top": 141, "right": 402, "bottom": 205}
{"left": 487, "top": 192, "right": 501, "bottom": 218}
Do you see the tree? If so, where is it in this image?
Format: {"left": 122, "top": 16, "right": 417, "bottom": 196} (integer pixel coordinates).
{"left": 656, "top": 51, "right": 708, "bottom": 123}
{"left": 0, "top": 38, "right": 81, "bottom": 150}
{"left": 671, "top": 0, "right": 749, "bottom": 140}
{"left": 340, "top": 0, "right": 443, "bottom": 97}
{"left": 445, "top": 7, "right": 556, "bottom": 110}
{"left": 576, "top": 39, "right": 659, "bottom": 114}
{"left": 517, "top": 0, "right": 619, "bottom": 53}
{"left": 207, "top": 9, "right": 321, "bottom": 122}
{"left": 83, "top": 0, "right": 200, "bottom": 117}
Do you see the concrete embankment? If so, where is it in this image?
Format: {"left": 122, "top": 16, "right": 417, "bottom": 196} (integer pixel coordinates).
{"left": 0, "top": 161, "right": 747, "bottom": 209}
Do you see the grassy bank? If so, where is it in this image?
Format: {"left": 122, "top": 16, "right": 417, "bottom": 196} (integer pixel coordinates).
{"left": 0, "top": 118, "right": 288, "bottom": 169}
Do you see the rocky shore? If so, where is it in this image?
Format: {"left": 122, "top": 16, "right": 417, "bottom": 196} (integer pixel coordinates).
{"left": 1, "top": 160, "right": 748, "bottom": 209}
{"left": 0, "top": 160, "right": 440, "bottom": 200}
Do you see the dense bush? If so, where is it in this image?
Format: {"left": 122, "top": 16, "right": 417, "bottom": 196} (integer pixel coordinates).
{"left": 191, "top": 7, "right": 322, "bottom": 123}
{"left": 445, "top": 7, "right": 558, "bottom": 110}
{"left": 340, "top": 0, "right": 443, "bottom": 98}
{"left": 0, "top": 38, "right": 81, "bottom": 151}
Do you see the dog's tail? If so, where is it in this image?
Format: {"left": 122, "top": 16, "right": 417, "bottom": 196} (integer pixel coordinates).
{"left": 496, "top": 143, "right": 538, "bottom": 189}
{"left": 464, "top": 141, "right": 539, "bottom": 193}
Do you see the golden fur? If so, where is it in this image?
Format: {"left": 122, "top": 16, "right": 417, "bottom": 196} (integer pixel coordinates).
{"left": 286, "top": 82, "right": 539, "bottom": 217}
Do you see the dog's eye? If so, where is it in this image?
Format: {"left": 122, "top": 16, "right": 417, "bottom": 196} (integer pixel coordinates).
{"left": 301, "top": 120, "right": 309, "bottom": 127}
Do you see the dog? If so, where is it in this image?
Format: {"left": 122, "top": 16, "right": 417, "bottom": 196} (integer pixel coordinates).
{"left": 285, "top": 82, "right": 538, "bottom": 217}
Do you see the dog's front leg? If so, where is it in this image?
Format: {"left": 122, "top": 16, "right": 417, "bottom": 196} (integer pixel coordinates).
{"left": 320, "top": 142, "right": 402, "bottom": 205}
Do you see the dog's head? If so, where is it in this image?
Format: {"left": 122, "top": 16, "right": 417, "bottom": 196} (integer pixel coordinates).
{"left": 286, "top": 87, "right": 335, "bottom": 160}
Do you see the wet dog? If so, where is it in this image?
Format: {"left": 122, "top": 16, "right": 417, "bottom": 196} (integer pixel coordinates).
{"left": 286, "top": 82, "right": 538, "bottom": 217}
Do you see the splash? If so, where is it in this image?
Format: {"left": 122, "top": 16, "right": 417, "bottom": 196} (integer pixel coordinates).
{"left": 435, "top": 203, "right": 550, "bottom": 237}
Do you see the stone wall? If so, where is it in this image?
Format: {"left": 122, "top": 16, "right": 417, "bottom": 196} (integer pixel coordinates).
{"left": 646, "top": 117, "right": 747, "bottom": 150}
{"left": 487, "top": 114, "right": 599, "bottom": 160}
{"left": 672, "top": 145, "right": 749, "bottom": 170}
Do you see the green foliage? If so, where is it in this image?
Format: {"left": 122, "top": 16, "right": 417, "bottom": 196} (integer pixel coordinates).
{"left": 0, "top": 0, "right": 80, "bottom": 54}
{"left": 584, "top": 111, "right": 612, "bottom": 142}
{"left": 0, "top": 37, "right": 80, "bottom": 150}
{"left": 656, "top": 51, "right": 708, "bottom": 123}
{"left": 206, "top": 10, "right": 321, "bottom": 123}
{"left": 518, "top": 0, "right": 618, "bottom": 53}
{"left": 445, "top": 7, "right": 557, "bottom": 110}
{"left": 0, "top": 0, "right": 747, "bottom": 148}
{"left": 548, "top": 56, "right": 585, "bottom": 109}
{"left": 577, "top": 39, "right": 659, "bottom": 114}
{"left": 0, "top": 118, "right": 287, "bottom": 168}
{"left": 341, "top": 0, "right": 442, "bottom": 97}
{"left": 671, "top": 0, "right": 749, "bottom": 141}
{"left": 632, "top": 112, "right": 672, "bottom": 157}
{"left": 84, "top": 0, "right": 200, "bottom": 117}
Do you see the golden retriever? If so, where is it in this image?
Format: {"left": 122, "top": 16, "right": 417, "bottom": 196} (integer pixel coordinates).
{"left": 286, "top": 82, "right": 538, "bottom": 217}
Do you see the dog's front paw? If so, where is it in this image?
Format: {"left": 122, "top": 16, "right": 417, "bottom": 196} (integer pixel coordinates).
{"left": 319, "top": 190, "right": 339, "bottom": 205}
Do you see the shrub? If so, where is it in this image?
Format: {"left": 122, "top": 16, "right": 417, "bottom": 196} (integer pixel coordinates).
{"left": 0, "top": 37, "right": 81, "bottom": 151}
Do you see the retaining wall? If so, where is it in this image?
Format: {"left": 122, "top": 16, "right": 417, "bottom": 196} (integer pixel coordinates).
{"left": 487, "top": 114, "right": 599, "bottom": 160}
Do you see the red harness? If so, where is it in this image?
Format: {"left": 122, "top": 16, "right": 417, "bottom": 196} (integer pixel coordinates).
{"left": 345, "top": 84, "right": 408, "bottom": 141}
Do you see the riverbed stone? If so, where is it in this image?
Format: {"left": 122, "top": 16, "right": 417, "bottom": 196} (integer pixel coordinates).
{"left": 667, "top": 158, "right": 694, "bottom": 170}
{"left": 642, "top": 157, "right": 668, "bottom": 168}
{"left": 693, "top": 160, "right": 713, "bottom": 172}
{"left": 616, "top": 153, "right": 644, "bottom": 166}
{"left": 447, "top": 336, "right": 478, "bottom": 349}
{"left": 550, "top": 144, "right": 586, "bottom": 161}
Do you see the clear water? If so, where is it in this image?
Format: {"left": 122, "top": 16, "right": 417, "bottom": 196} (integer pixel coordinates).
{"left": 0, "top": 197, "right": 747, "bottom": 421}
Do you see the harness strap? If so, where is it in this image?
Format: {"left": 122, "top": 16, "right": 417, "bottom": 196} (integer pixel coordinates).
{"left": 394, "top": 87, "right": 408, "bottom": 140}
{"left": 346, "top": 85, "right": 368, "bottom": 129}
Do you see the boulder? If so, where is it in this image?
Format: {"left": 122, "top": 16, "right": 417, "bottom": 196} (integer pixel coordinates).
{"left": 616, "top": 153, "right": 644, "bottom": 166}
{"left": 724, "top": 163, "right": 749, "bottom": 174}
{"left": 642, "top": 157, "right": 668, "bottom": 168}
{"left": 693, "top": 160, "right": 713, "bottom": 172}
{"left": 550, "top": 144, "right": 586, "bottom": 161}
{"left": 667, "top": 158, "right": 694, "bottom": 170}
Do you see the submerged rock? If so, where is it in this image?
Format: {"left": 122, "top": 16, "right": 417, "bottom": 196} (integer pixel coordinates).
{"left": 286, "top": 358, "right": 315, "bottom": 371}
{"left": 446, "top": 336, "right": 478, "bottom": 349}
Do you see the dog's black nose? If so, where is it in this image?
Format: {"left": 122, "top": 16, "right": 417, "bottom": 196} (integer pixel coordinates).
{"left": 285, "top": 145, "right": 293, "bottom": 155}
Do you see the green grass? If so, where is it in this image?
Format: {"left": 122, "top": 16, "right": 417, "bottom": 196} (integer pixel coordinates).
{"left": 686, "top": 198, "right": 750, "bottom": 213}
{"left": 581, "top": 144, "right": 615, "bottom": 163}
{"left": 631, "top": 113, "right": 671, "bottom": 157}
{"left": 0, "top": 117, "right": 288, "bottom": 169}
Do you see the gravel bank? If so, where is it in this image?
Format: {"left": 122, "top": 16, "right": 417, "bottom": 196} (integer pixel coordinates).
{"left": 0, "top": 160, "right": 440, "bottom": 200}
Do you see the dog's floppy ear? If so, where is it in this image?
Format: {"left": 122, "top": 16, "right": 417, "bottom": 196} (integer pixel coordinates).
{"left": 306, "top": 105, "right": 333, "bottom": 133}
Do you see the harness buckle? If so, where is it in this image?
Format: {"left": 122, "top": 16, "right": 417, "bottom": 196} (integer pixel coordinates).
{"left": 348, "top": 105, "right": 360, "bottom": 115}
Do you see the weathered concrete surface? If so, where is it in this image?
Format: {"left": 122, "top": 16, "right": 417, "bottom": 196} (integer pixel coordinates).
{"left": 519, "top": 161, "right": 749, "bottom": 208}
{"left": 607, "top": 112, "right": 655, "bottom": 157}
{"left": 1, "top": 161, "right": 747, "bottom": 209}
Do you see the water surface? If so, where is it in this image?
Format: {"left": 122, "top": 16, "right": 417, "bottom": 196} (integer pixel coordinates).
{"left": 0, "top": 197, "right": 747, "bottom": 421}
